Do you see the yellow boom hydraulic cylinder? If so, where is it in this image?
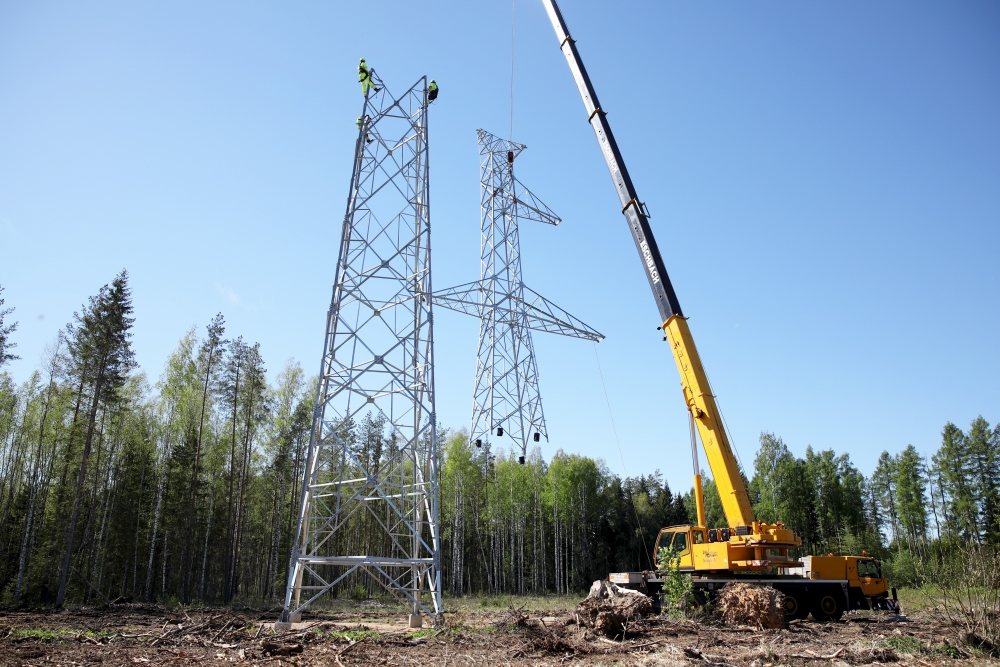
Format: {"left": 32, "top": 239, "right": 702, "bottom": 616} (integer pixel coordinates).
{"left": 665, "top": 315, "right": 754, "bottom": 527}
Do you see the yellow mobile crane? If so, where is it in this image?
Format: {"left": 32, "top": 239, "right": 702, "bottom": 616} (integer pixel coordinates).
{"left": 540, "top": 0, "right": 898, "bottom": 620}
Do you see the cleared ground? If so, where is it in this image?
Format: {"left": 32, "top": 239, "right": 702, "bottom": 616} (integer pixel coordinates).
{"left": 0, "top": 595, "right": 993, "bottom": 666}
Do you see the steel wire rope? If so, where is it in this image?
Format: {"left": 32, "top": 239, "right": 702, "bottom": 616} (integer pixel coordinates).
{"left": 510, "top": 0, "right": 515, "bottom": 142}
{"left": 591, "top": 341, "right": 655, "bottom": 571}
{"left": 657, "top": 333, "right": 749, "bottom": 522}
{"left": 701, "top": 369, "right": 748, "bottom": 481}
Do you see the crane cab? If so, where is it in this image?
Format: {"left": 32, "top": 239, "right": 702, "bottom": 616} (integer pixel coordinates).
{"left": 655, "top": 522, "right": 803, "bottom": 574}
{"left": 653, "top": 525, "right": 706, "bottom": 571}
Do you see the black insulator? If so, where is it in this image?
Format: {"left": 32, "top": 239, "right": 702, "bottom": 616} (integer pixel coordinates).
{"left": 518, "top": 456, "right": 525, "bottom": 465}
{"left": 533, "top": 432, "right": 540, "bottom": 442}
{"left": 497, "top": 426, "right": 503, "bottom": 436}
{"left": 475, "top": 438, "right": 482, "bottom": 447}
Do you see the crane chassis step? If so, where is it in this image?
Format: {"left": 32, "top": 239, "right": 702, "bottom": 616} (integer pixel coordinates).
{"left": 609, "top": 572, "right": 894, "bottom": 620}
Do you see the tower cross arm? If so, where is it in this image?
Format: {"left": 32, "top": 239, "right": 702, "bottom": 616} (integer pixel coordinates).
{"left": 431, "top": 281, "right": 483, "bottom": 317}
{"left": 431, "top": 282, "right": 604, "bottom": 342}
{"left": 520, "top": 285, "right": 604, "bottom": 341}
{"left": 511, "top": 177, "right": 561, "bottom": 226}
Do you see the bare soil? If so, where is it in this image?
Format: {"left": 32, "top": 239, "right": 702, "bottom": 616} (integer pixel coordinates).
{"left": 0, "top": 602, "right": 994, "bottom": 666}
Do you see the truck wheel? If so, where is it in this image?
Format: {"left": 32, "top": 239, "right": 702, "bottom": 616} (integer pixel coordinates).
{"left": 812, "top": 592, "right": 843, "bottom": 621}
{"left": 782, "top": 593, "right": 806, "bottom": 621}
{"left": 691, "top": 589, "right": 710, "bottom": 609}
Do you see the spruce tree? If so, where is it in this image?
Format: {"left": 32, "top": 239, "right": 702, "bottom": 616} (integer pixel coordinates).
{"left": 181, "top": 314, "right": 226, "bottom": 603}
{"left": 220, "top": 335, "right": 246, "bottom": 602}
{"left": 55, "top": 270, "right": 136, "bottom": 607}
{"left": 967, "top": 416, "right": 1000, "bottom": 544}
{"left": 893, "top": 445, "right": 928, "bottom": 549}
{"left": 0, "top": 285, "right": 19, "bottom": 367}
{"left": 934, "top": 422, "right": 978, "bottom": 542}
{"left": 872, "top": 452, "right": 901, "bottom": 548}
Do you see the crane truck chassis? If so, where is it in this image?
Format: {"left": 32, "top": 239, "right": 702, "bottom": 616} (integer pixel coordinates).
{"left": 611, "top": 526, "right": 899, "bottom": 620}
{"left": 540, "top": 0, "right": 899, "bottom": 620}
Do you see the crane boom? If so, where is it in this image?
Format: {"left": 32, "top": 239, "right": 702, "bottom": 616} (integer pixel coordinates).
{"left": 541, "top": 0, "right": 755, "bottom": 529}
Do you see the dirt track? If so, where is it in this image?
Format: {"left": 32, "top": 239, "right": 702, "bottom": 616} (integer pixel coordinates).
{"left": 0, "top": 604, "right": 992, "bottom": 666}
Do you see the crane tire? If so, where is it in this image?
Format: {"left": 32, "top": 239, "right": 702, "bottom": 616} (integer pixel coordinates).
{"left": 782, "top": 592, "right": 806, "bottom": 621}
{"left": 691, "top": 589, "right": 710, "bottom": 609}
{"left": 812, "top": 592, "right": 844, "bottom": 621}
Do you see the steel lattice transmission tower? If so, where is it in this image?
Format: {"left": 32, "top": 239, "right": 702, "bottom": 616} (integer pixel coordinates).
{"left": 279, "top": 73, "right": 442, "bottom": 628}
{"left": 435, "top": 129, "right": 603, "bottom": 461}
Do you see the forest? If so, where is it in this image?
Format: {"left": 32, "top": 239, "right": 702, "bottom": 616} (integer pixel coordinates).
{"left": 0, "top": 273, "right": 997, "bottom": 608}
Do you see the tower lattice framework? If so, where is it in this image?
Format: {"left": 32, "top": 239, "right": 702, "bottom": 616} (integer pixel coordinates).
{"left": 280, "top": 73, "right": 441, "bottom": 625}
{"left": 435, "top": 130, "right": 603, "bottom": 460}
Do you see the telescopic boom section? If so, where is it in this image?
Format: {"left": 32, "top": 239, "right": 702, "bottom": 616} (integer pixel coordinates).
{"left": 541, "top": 0, "right": 754, "bottom": 529}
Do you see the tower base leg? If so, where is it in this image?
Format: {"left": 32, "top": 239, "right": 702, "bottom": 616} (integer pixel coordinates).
{"left": 274, "top": 608, "right": 301, "bottom": 631}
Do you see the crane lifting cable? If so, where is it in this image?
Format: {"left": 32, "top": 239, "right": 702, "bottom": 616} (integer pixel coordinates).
{"left": 592, "top": 341, "right": 654, "bottom": 570}
{"left": 510, "top": 0, "right": 515, "bottom": 141}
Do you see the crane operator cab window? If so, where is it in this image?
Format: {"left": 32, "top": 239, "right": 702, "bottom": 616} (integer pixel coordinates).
{"left": 693, "top": 529, "right": 705, "bottom": 545}
{"left": 857, "top": 559, "right": 881, "bottom": 579}
{"left": 672, "top": 531, "right": 688, "bottom": 553}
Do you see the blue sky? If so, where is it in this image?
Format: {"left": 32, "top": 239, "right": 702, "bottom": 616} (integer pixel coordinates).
{"left": 2, "top": 1, "right": 998, "bottom": 495}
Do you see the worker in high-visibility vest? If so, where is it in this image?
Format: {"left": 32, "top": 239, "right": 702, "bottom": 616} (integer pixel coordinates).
{"left": 356, "top": 115, "right": 373, "bottom": 144}
{"left": 359, "top": 58, "right": 379, "bottom": 95}
{"left": 428, "top": 80, "right": 439, "bottom": 102}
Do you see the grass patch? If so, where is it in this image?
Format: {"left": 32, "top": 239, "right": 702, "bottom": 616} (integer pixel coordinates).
{"left": 407, "top": 628, "right": 437, "bottom": 638}
{"left": 873, "top": 634, "right": 964, "bottom": 659}
{"left": 884, "top": 635, "right": 922, "bottom": 655}
{"left": 893, "top": 586, "right": 936, "bottom": 614}
{"left": 9, "top": 628, "right": 112, "bottom": 641}
{"left": 479, "top": 596, "right": 506, "bottom": 608}
{"left": 445, "top": 594, "right": 580, "bottom": 614}
{"left": 329, "top": 629, "right": 380, "bottom": 642}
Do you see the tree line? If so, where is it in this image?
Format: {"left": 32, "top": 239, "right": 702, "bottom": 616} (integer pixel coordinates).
{"left": 0, "top": 274, "right": 995, "bottom": 606}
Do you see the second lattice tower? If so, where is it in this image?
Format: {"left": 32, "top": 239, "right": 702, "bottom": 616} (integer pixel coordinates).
{"left": 435, "top": 129, "right": 603, "bottom": 461}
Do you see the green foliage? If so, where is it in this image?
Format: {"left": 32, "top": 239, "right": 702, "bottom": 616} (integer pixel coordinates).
{"left": 479, "top": 595, "right": 507, "bottom": 607}
{"left": 656, "top": 547, "right": 691, "bottom": 618}
{"left": 882, "top": 548, "right": 927, "bottom": 588}
{"left": 882, "top": 635, "right": 923, "bottom": 655}
{"left": 0, "top": 284, "right": 19, "bottom": 367}
{"left": 748, "top": 433, "right": 820, "bottom": 546}
{"left": 9, "top": 628, "right": 111, "bottom": 641}
{"left": 683, "top": 476, "right": 724, "bottom": 528}
{"left": 1, "top": 269, "right": 998, "bottom": 609}
{"left": 407, "top": 628, "right": 437, "bottom": 638}
{"left": 64, "top": 269, "right": 137, "bottom": 402}
{"left": 330, "top": 629, "right": 380, "bottom": 641}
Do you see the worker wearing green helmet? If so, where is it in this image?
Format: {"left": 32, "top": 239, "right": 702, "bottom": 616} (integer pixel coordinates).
{"left": 358, "top": 58, "right": 379, "bottom": 95}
